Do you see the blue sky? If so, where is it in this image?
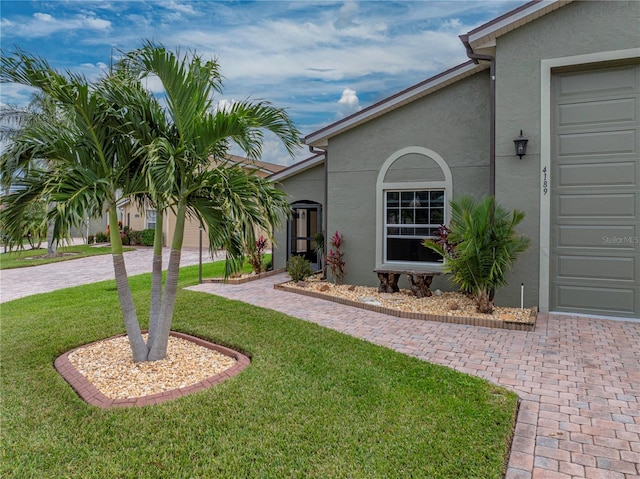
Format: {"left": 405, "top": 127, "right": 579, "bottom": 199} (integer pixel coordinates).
{"left": 1, "top": 0, "right": 521, "bottom": 165}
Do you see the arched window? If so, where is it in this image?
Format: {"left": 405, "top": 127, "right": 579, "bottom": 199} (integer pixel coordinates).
{"left": 375, "top": 147, "right": 452, "bottom": 269}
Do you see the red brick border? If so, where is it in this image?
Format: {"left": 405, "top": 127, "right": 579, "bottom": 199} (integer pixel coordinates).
{"left": 54, "top": 331, "right": 250, "bottom": 408}
{"left": 274, "top": 282, "right": 537, "bottom": 331}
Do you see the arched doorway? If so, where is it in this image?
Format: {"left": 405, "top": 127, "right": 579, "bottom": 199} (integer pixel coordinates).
{"left": 288, "top": 201, "right": 322, "bottom": 271}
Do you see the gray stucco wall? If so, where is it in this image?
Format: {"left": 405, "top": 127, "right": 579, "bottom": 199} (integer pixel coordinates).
{"left": 326, "top": 71, "right": 491, "bottom": 289}
{"left": 273, "top": 163, "right": 325, "bottom": 270}
{"left": 494, "top": 0, "right": 640, "bottom": 307}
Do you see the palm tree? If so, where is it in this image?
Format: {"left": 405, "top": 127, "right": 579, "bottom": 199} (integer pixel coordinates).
{"left": 119, "top": 42, "right": 300, "bottom": 360}
{"left": 0, "top": 98, "right": 62, "bottom": 256}
{"left": 1, "top": 43, "right": 300, "bottom": 362}
{"left": 423, "top": 196, "right": 530, "bottom": 313}
{"left": 1, "top": 49, "right": 150, "bottom": 360}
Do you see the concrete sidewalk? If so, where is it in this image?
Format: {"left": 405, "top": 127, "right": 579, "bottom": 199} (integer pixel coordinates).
{"left": 0, "top": 247, "right": 224, "bottom": 303}
{"left": 189, "top": 274, "right": 640, "bottom": 479}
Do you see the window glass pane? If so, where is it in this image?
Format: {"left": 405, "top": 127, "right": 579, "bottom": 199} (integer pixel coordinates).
{"left": 401, "top": 191, "right": 414, "bottom": 207}
{"left": 430, "top": 208, "right": 444, "bottom": 225}
{"left": 386, "top": 192, "right": 399, "bottom": 206}
{"left": 146, "top": 209, "right": 156, "bottom": 229}
{"left": 415, "top": 191, "right": 429, "bottom": 205}
{"left": 387, "top": 209, "right": 399, "bottom": 225}
{"left": 415, "top": 209, "right": 429, "bottom": 224}
{"left": 400, "top": 227, "right": 415, "bottom": 236}
{"left": 430, "top": 191, "right": 444, "bottom": 206}
{"left": 387, "top": 238, "right": 442, "bottom": 262}
{"left": 387, "top": 226, "right": 400, "bottom": 236}
{"left": 401, "top": 210, "right": 414, "bottom": 224}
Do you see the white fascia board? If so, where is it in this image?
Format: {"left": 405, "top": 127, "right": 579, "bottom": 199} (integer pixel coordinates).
{"left": 468, "top": 0, "right": 572, "bottom": 48}
{"left": 116, "top": 197, "right": 131, "bottom": 208}
{"left": 305, "top": 61, "right": 484, "bottom": 146}
{"left": 268, "top": 154, "right": 325, "bottom": 182}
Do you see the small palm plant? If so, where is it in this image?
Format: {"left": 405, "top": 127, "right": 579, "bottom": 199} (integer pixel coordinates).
{"left": 423, "top": 196, "right": 530, "bottom": 314}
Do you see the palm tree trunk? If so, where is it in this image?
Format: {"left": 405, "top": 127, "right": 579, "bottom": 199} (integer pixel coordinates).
{"left": 147, "top": 201, "right": 186, "bottom": 361}
{"left": 109, "top": 207, "right": 147, "bottom": 362}
{"left": 476, "top": 288, "right": 494, "bottom": 314}
{"left": 146, "top": 211, "right": 164, "bottom": 349}
{"left": 46, "top": 220, "right": 57, "bottom": 256}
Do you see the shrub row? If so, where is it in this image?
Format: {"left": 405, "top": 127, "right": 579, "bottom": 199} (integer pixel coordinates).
{"left": 89, "top": 228, "right": 155, "bottom": 246}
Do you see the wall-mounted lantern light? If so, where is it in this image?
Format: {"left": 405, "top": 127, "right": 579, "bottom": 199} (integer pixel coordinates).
{"left": 513, "top": 130, "right": 529, "bottom": 159}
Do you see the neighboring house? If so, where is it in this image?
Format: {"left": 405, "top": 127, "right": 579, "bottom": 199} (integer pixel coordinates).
{"left": 271, "top": 0, "right": 640, "bottom": 320}
{"left": 117, "top": 155, "right": 286, "bottom": 249}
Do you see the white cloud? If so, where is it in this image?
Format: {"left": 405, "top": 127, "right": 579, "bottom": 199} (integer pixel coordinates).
{"left": 337, "top": 88, "right": 361, "bottom": 118}
{"left": 140, "top": 74, "right": 165, "bottom": 95}
{"left": 33, "top": 12, "right": 53, "bottom": 22}
{"left": 164, "top": 1, "right": 196, "bottom": 16}
{"left": 1, "top": 12, "right": 111, "bottom": 38}
{"left": 215, "top": 99, "right": 235, "bottom": 113}
{"left": 0, "top": 83, "right": 39, "bottom": 107}
{"left": 77, "top": 62, "right": 110, "bottom": 81}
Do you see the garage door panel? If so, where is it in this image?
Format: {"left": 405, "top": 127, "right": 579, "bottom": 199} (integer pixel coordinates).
{"left": 558, "top": 130, "right": 636, "bottom": 157}
{"left": 557, "top": 193, "right": 636, "bottom": 217}
{"left": 557, "top": 161, "right": 636, "bottom": 187}
{"left": 556, "top": 285, "right": 636, "bottom": 315}
{"left": 558, "top": 67, "right": 636, "bottom": 96}
{"left": 557, "top": 225, "right": 637, "bottom": 249}
{"left": 557, "top": 255, "right": 635, "bottom": 281}
{"left": 558, "top": 98, "right": 636, "bottom": 127}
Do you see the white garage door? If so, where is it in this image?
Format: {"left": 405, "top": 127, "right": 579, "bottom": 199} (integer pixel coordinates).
{"left": 551, "top": 63, "right": 640, "bottom": 319}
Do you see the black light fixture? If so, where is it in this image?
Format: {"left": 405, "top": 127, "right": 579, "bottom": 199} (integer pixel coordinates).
{"left": 514, "top": 130, "right": 529, "bottom": 159}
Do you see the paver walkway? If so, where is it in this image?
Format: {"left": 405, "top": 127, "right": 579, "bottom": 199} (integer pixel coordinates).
{"left": 0, "top": 246, "right": 224, "bottom": 303}
{"left": 188, "top": 274, "right": 640, "bottom": 479}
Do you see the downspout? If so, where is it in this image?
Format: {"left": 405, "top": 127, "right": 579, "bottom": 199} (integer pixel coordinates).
{"left": 460, "top": 34, "right": 496, "bottom": 197}
{"left": 309, "top": 145, "right": 327, "bottom": 273}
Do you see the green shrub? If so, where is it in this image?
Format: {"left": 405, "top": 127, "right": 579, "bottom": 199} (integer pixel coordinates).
{"left": 141, "top": 228, "right": 155, "bottom": 246}
{"left": 94, "top": 232, "right": 109, "bottom": 243}
{"left": 423, "top": 195, "right": 530, "bottom": 314}
{"left": 264, "top": 258, "right": 273, "bottom": 272}
{"left": 287, "top": 255, "right": 313, "bottom": 282}
{"left": 87, "top": 235, "right": 95, "bottom": 245}
{"left": 127, "top": 230, "right": 143, "bottom": 245}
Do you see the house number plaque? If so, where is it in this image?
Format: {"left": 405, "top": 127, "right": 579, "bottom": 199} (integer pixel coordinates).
{"left": 542, "top": 167, "right": 548, "bottom": 195}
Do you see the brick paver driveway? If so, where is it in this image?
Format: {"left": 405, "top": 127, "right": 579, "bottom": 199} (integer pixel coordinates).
{"left": 189, "top": 274, "right": 640, "bottom": 479}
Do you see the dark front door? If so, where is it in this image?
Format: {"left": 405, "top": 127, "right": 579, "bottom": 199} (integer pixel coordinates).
{"left": 289, "top": 203, "right": 322, "bottom": 270}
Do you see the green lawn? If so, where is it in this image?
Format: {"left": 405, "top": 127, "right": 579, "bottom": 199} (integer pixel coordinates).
{"left": 0, "top": 244, "right": 134, "bottom": 269}
{"left": 1, "top": 261, "right": 518, "bottom": 478}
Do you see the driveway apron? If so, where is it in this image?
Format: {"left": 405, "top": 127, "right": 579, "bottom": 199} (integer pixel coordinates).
{"left": 188, "top": 274, "right": 640, "bottom": 479}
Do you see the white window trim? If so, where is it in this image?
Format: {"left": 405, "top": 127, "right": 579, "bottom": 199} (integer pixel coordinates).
{"left": 375, "top": 146, "right": 453, "bottom": 271}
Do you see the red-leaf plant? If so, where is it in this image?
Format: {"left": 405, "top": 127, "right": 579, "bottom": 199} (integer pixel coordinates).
{"left": 325, "top": 230, "right": 345, "bottom": 284}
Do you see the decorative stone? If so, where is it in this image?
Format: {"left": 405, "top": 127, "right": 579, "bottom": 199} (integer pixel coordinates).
{"left": 347, "top": 285, "right": 356, "bottom": 291}
{"left": 448, "top": 301, "right": 459, "bottom": 310}
{"left": 379, "top": 293, "right": 406, "bottom": 303}
{"left": 318, "top": 284, "right": 330, "bottom": 292}
{"left": 296, "top": 281, "right": 309, "bottom": 288}
{"left": 358, "top": 296, "right": 382, "bottom": 306}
